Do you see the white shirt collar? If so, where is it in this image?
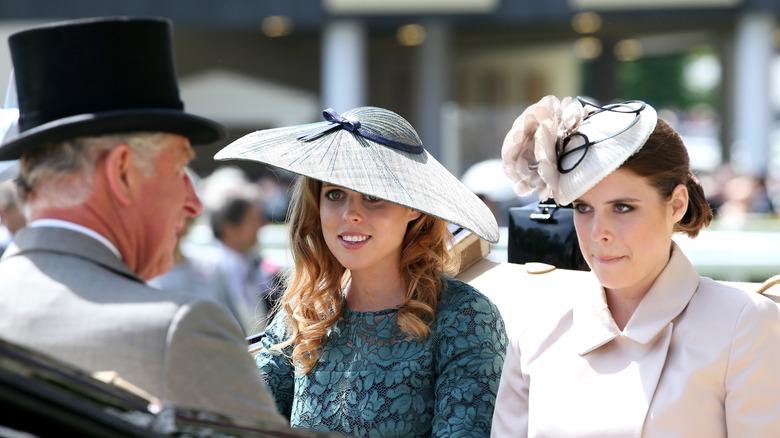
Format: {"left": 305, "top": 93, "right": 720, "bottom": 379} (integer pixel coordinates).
{"left": 29, "top": 218, "right": 121, "bottom": 259}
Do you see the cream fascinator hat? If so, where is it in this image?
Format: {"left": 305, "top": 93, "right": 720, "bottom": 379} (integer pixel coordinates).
{"left": 502, "top": 96, "right": 658, "bottom": 206}
{"left": 215, "top": 106, "right": 499, "bottom": 243}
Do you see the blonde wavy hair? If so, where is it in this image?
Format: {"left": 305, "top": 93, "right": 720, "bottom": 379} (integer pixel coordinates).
{"left": 272, "top": 176, "right": 456, "bottom": 373}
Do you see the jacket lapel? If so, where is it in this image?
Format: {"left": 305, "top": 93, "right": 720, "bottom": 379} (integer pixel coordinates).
{"left": 623, "top": 243, "right": 700, "bottom": 344}
{"left": 570, "top": 243, "right": 700, "bottom": 434}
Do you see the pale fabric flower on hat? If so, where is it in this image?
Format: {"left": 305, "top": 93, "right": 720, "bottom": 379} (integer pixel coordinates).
{"left": 503, "top": 96, "right": 658, "bottom": 206}
{"left": 501, "top": 95, "right": 588, "bottom": 200}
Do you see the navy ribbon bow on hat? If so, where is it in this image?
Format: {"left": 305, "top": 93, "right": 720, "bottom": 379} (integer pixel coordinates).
{"left": 297, "top": 108, "right": 424, "bottom": 155}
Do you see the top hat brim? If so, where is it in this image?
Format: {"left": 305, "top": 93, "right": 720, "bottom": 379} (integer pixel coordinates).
{"left": 0, "top": 108, "right": 226, "bottom": 160}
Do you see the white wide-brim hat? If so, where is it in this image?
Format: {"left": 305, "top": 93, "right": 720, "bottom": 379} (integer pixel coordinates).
{"left": 555, "top": 100, "right": 657, "bottom": 206}
{"left": 214, "top": 106, "right": 499, "bottom": 243}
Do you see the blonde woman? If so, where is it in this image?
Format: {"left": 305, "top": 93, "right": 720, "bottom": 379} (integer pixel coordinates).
{"left": 215, "top": 106, "right": 507, "bottom": 437}
{"left": 492, "top": 96, "right": 780, "bottom": 437}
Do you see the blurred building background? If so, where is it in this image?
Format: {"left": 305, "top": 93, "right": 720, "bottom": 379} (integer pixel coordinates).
{"left": 0, "top": 0, "right": 779, "bottom": 280}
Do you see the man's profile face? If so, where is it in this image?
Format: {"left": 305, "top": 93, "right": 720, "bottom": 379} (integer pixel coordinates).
{"left": 132, "top": 134, "right": 202, "bottom": 280}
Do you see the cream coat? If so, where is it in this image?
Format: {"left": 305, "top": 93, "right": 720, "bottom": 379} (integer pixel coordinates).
{"left": 491, "top": 243, "right": 780, "bottom": 437}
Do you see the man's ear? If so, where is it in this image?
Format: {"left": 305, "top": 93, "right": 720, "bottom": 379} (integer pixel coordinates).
{"left": 103, "top": 143, "right": 136, "bottom": 207}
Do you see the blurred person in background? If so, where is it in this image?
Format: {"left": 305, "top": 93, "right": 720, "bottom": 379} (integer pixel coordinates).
{"left": 0, "top": 17, "right": 284, "bottom": 425}
{"left": 716, "top": 174, "right": 773, "bottom": 220}
{"left": 256, "top": 173, "right": 292, "bottom": 223}
{"left": 204, "top": 192, "right": 281, "bottom": 334}
{"left": 177, "top": 165, "right": 284, "bottom": 334}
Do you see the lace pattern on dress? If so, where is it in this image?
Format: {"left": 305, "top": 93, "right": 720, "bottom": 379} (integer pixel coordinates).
{"left": 256, "top": 277, "right": 507, "bottom": 438}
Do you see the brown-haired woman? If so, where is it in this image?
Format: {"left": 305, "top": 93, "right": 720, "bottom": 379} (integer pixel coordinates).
{"left": 492, "top": 97, "right": 780, "bottom": 437}
{"left": 215, "top": 106, "right": 507, "bottom": 437}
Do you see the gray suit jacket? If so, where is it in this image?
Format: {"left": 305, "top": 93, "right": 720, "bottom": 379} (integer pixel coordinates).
{"left": 0, "top": 226, "right": 286, "bottom": 425}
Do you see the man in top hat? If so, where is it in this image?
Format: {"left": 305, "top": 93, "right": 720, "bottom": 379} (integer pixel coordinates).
{"left": 0, "top": 17, "right": 285, "bottom": 425}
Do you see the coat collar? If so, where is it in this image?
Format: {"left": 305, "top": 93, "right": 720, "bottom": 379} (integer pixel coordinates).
{"left": 2, "top": 226, "right": 143, "bottom": 283}
{"left": 574, "top": 242, "right": 700, "bottom": 355}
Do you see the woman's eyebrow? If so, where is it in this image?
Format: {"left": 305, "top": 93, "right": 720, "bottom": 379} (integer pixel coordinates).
{"left": 573, "top": 196, "right": 640, "bottom": 204}
{"left": 607, "top": 197, "right": 641, "bottom": 203}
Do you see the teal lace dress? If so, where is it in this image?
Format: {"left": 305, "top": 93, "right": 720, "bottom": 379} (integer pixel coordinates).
{"left": 255, "top": 276, "right": 507, "bottom": 437}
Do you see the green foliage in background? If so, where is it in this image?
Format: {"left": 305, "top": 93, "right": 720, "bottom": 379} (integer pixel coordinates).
{"left": 618, "top": 46, "right": 720, "bottom": 110}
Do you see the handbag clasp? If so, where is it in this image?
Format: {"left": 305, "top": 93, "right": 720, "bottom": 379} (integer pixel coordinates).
{"left": 529, "top": 199, "right": 559, "bottom": 223}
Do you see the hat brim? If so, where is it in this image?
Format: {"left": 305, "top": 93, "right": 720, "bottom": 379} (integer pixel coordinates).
{"left": 214, "top": 110, "right": 499, "bottom": 244}
{"left": 0, "top": 108, "right": 226, "bottom": 160}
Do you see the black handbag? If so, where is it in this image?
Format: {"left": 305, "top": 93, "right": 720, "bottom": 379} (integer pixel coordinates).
{"left": 507, "top": 199, "right": 589, "bottom": 271}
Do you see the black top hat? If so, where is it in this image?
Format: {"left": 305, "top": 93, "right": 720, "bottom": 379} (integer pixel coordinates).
{"left": 0, "top": 16, "right": 226, "bottom": 161}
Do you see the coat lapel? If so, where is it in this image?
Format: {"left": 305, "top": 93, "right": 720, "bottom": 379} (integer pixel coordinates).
{"left": 623, "top": 244, "right": 700, "bottom": 344}
{"left": 570, "top": 243, "right": 700, "bottom": 434}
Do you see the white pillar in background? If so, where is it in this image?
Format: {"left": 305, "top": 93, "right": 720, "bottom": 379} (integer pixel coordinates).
{"left": 414, "top": 20, "right": 451, "bottom": 162}
{"left": 732, "top": 11, "right": 775, "bottom": 177}
{"left": 321, "top": 20, "right": 366, "bottom": 113}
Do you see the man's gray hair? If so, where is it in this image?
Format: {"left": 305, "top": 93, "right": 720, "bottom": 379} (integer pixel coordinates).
{"left": 18, "top": 132, "right": 171, "bottom": 210}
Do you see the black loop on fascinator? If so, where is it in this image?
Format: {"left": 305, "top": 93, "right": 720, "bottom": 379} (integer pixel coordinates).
{"left": 557, "top": 98, "right": 647, "bottom": 174}
{"left": 297, "top": 108, "right": 425, "bottom": 155}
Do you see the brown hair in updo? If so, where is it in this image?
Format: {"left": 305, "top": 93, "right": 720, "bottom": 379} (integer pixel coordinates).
{"left": 620, "top": 118, "right": 713, "bottom": 238}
